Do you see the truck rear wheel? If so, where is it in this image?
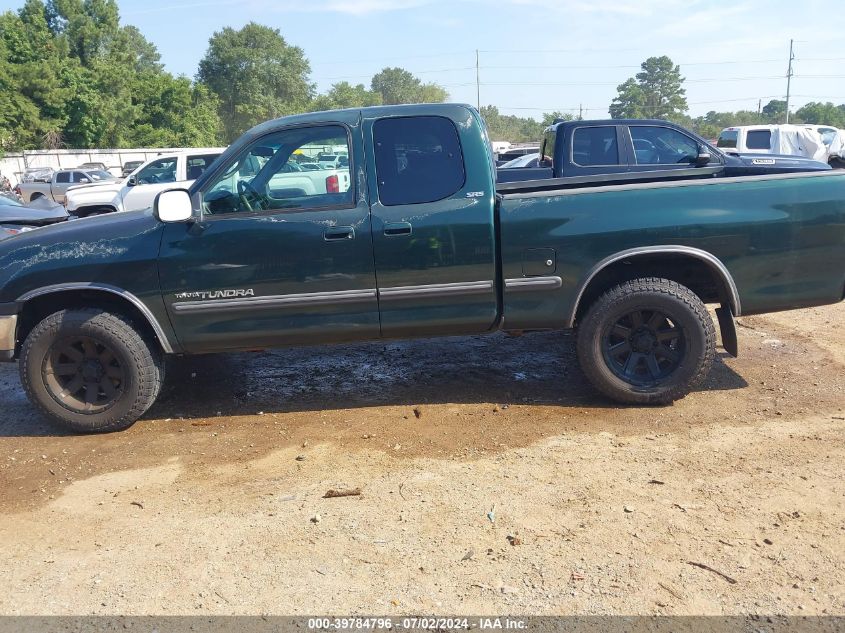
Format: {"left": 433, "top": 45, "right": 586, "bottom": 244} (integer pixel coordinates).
{"left": 20, "top": 309, "right": 164, "bottom": 433}
{"left": 576, "top": 277, "right": 715, "bottom": 404}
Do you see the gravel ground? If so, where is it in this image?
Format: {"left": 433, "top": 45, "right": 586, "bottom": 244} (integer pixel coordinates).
{"left": 0, "top": 303, "right": 842, "bottom": 615}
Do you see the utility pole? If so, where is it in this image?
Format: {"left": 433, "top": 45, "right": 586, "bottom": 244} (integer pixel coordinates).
{"left": 785, "top": 39, "right": 795, "bottom": 124}
{"left": 579, "top": 104, "right": 583, "bottom": 120}
{"left": 758, "top": 98, "right": 762, "bottom": 119}
{"left": 475, "top": 49, "right": 480, "bottom": 110}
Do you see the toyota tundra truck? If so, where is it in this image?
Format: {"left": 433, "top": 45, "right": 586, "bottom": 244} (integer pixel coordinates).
{"left": 0, "top": 103, "right": 843, "bottom": 433}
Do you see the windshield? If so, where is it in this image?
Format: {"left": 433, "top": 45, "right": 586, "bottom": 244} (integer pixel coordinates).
{"left": 320, "top": 155, "right": 337, "bottom": 161}
{"left": 88, "top": 170, "right": 113, "bottom": 180}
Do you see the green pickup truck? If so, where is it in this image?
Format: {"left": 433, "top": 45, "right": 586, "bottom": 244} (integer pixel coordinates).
{"left": 0, "top": 103, "right": 843, "bottom": 433}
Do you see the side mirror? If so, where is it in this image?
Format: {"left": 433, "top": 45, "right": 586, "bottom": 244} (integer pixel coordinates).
{"left": 695, "top": 148, "right": 712, "bottom": 166}
{"left": 127, "top": 175, "right": 137, "bottom": 187}
{"left": 154, "top": 189, "right": 194, "bottom": 223}
{"left": 79, "top": 177, "right": 90, "bottom": 183}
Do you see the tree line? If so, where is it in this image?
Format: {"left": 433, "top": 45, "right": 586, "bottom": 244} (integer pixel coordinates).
{"left": 0, "top": 0, "right": 586, "bottom": 150}
{"left": 3, "top": 2, "right": 842, "bottom": 152}
{"left": 609, "top": 55, "right": 845, "bottom": 140}
{"left": 0, "top": 1, "right": 457, "bottom": 151}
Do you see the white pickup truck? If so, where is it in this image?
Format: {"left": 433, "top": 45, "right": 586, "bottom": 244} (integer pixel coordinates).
{"left": 64, "top": 150, "right": 224, "bottom": 217}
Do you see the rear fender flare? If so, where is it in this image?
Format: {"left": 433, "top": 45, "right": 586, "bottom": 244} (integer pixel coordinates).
{"left": 568, "top": 245, "right": 742, "bottom": 328}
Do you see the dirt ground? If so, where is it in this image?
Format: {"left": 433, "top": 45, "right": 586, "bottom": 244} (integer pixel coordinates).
{"left": 0, "top": 303, "right": 843, "bottom": 616}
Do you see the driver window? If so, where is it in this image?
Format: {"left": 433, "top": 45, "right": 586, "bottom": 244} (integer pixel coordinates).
{"left": 630, "top": 126, "right": 699, "bottom": 165}
{"left": 202, "top": 125, "right": 353, "bottom": 216}
{"left": 136, "top": 158, "right": 177, "bottom": 184}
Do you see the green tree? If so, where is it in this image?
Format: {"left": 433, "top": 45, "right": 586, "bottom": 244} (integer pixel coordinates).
{"left": 610, "top": 56, "right": 687, "bottom": 120}
{"left": 541, "top": 111, "right": 573, "bottom": 127}
{"left": 761, "top": 99, "right": 787, "bottom": 123}
{"left": 479, "top": 105, "right": 552, "bottom": 143}
{"left": 370, "top": 67, "right": 447, "bottom": 105}
{"left": 311, "top": 81, "right": 382, "bottom": 111}
{"left": 794, "top": 102, "right": 845, "bottom": 128}
{"left": 197, "top": 22, "right": 313, "bottom": 142}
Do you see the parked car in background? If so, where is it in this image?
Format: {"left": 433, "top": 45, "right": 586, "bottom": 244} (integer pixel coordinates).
{"left": 64, "top": 150, "right": 224, "bottom": 217}
{"left": 799, "top": 125, "right": 845, "bottom": 168}
{"left": 78, "top": 161, "right": 109, "bottom": 172}
{"left": 499, "top": 152, "right": 540, "bottom": 168}
{"left": 496, "top": 145, "right": 539, "bottom": 166}
{"left": 716, "top": 125, "right": 827, "bottom": 162}
{"left": 19, "top": 167, "right": 55, "bottom": 184}
{"left": 121, "top": 160, "right": 144, "bottom": 177}
{"left": 317, "top": 154, "right": 342, "bottom": 169}
{"left": 497, "top": 119, "right": 831, "bottom": 185}
{"left": 16, "top": 169, "right": 117, "bottom": 204}
{"left": 799, "top": 124, "right": 840, "bottom": 147}
{"left": 0, "top": 194, "right": 68, "bottom": 240}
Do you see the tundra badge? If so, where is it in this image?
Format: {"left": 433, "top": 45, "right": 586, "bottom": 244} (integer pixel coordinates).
{"left": 175, "top": 289, "right": 256, "bottom": 300}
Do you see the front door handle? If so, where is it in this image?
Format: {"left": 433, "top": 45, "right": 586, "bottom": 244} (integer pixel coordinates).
{"left": 384, "top": 222, "right": 412, "bottom": 237}
{"left": 323, "top": 226, "right": 355, "bottom": 242}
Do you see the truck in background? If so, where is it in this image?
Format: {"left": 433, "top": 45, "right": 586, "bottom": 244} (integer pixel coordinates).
{"left": 64, "top": 150, "right": 224, "bottom": 217}
{"left": 16, "top": 168, "right": 117, "bottom": 204}
{"left": 497, "top": 119, "right": 831, "bottom": 186}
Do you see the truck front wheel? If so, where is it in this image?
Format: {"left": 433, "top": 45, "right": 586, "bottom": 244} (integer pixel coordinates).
{"left": 20, "top": 309, "right": 164, "bottom": 433}
{"left": 576, "top": 277, "right": 716, "bottom": 404}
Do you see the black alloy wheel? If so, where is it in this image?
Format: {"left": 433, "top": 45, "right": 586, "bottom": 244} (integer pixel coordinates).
{"left": 42, "top": 335, "right": 126, "bottom": 413}
{"left": 601, "top": 309, "right": 685, "bottom": 386}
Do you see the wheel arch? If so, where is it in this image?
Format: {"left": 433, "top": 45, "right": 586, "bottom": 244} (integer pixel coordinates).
{"left": 569, "top": 246, "right": 742, "bottom": 328}
{"left": 15, "top": 284, "right": 175, "bottom": 355}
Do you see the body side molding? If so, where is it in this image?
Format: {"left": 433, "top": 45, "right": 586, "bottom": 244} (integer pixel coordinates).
{"left": 17, "top": 283, "right": 175, "bottom": 354}
{"left": 173, "top": 288, "right": 377, "bottom": 313}
{"left": 505, "top": 276, "right": 563, "bottom": 292}
{"left": 378, "top": 280, "right": 494, "bottom": 300}
{"left": 567, "top": 245, "right": 742, "bottom": 327}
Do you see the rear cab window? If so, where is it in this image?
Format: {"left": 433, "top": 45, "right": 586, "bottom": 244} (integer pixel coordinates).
{"left": 373, "top": 116, "right": 466, "bottom": 206}
{"left": 186, "top": 154, "right": 220, "bottom": 180}
{"left": 540, "top": 128, "right": 557, "bottom": 168}
{"left": 571, "top": 126, "right": 620, "bottom": 166}
{"left": 745, "top": 130, "right": 772, "bottom": 150}
{"left": 55, "top": 172, "right": 70, "bottom": 184}
{"left": 717, "top": 130, "right": 739, "bottom": 149}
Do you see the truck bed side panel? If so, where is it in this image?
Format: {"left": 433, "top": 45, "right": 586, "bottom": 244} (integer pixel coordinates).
{"left": 498, "top": 172, "right": 845, "bottom": 330}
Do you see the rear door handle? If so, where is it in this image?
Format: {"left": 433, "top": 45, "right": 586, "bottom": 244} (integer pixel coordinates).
{"left": 323, "top": 226, "right": 355, "bottom": 241}
{"left": 384, "top": 222, "right": 412, "bottom": 237}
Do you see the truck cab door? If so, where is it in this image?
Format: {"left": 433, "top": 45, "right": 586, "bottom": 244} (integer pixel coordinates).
{"left": 566, "top": 125, "right": 629, "bottom": 177}
{"left": 52, "top": 171, "right": 71, "bottom": 203}
{"left": 363, "top": 106, "right": 499, "bottom": 338}
{"left": 158, "top": 117, "right": 380, "bottom": 353}
{"left": 122, "top": 156, "right": 180, "bottom": 212}
{"left": 625, "top": 124, "right": 724, "bottom": 176}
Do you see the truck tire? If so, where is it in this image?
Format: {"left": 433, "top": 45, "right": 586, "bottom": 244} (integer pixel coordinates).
{"left": 576, "top": 277, "right": 715, "bottom": 404}
{"left": 19, "top": 309, "right": 164, "bottom": 433}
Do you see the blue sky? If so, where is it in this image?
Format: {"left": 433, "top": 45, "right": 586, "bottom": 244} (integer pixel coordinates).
{"left": 3, "top": 0, "right": 844, "bottom": 119}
